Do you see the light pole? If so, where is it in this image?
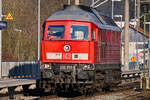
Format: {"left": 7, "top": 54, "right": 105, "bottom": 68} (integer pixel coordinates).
{"left": 38, "top": 0, "right": 40, "bottom": 61}
{"left": 68, "top": 0, "right": 70, "bottom": 5}
{"left": 0, "top": 0, "right": 2, "bottom": 78}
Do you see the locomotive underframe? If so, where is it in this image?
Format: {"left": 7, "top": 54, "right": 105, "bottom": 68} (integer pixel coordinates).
{"left": 38, "top": 63, "right": 121, "bottom": 93}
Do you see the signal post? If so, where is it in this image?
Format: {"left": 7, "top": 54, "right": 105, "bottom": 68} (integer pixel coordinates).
{"left": 0, "top": 0, "right": 2, "bottom": 79}
{"left": 140, "top": 3, "right": 150, "bottom": 92}
{"left": 124, "top": 0, "right": 129, "bottom": 71}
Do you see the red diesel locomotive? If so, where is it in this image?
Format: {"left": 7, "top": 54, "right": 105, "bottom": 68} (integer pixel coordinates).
{"left": 39, "top": 5, "right": 121, "bottom": 94}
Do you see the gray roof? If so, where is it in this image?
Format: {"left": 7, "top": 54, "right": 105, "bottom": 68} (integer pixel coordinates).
{"left": 47, "top": 5, "right": 121, "bottom": 32}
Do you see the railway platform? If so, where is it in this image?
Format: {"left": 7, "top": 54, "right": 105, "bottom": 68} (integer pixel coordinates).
{"left": 0, "top": 79, "right": 36, "bottom": 88}
{"left": 0, "top": 61, "right": 40, "bottom": 99}
{"left": 0, "top": 79, "right": 37, "bottom": 99}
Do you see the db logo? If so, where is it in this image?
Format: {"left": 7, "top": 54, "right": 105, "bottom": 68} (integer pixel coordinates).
{"left": 63, "top": 53, "right": 71, "bottom": 59}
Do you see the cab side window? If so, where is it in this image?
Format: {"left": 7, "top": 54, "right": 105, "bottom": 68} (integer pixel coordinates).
{"left": 92, "top": 30, "right": 96, "bottom": 40}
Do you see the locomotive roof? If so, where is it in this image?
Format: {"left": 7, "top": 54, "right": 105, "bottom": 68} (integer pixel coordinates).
{"left": 47, "top": 5, "right": 121, "bottom": 32}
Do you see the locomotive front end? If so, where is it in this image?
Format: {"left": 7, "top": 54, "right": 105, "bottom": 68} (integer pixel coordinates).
{"left": 41, "top": 20, "right": 95, "bottom": 84}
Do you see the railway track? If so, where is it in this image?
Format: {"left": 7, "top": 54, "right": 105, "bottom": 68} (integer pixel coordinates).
{"left": 38, "top": 70, "right": 143, "bottom": 100}
{"left": 39, "top": 81, "right": 140, "bottom": 100}
{"left": 0, "top": 70, "right": 143, "bottom": 100}
{"left": 39, "top": 70, "right": 142, "bottom": 100}
{"left": 0, "top": 82, "right": 141, "bottom": 100}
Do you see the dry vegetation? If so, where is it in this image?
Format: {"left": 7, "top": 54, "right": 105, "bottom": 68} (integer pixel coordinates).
{"left": 2, "top": 0, "right": 86, "bottom": 61}
{"left": 1, "top": 0, "right": 149, "bottom": 61}
{"left": 2, "top": 0, "right": 68, "bottom": 61}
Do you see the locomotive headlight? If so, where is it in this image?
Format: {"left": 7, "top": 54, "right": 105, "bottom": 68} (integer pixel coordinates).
{"left": 83, "top": 64, "right": 94, "bottom": 70}
{"left": 64, "top": 45, "right": 71, "bottom": 52}
{"left": 41, "top": 64, "right": 52, "bottom": 69}
{"left": 45, "top": 64, "right": 50, "bottom": 68}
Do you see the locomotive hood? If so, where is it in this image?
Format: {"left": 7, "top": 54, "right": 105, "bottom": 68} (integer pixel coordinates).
{"left": 47, "top": 5, "right": 121, "bottom": 32}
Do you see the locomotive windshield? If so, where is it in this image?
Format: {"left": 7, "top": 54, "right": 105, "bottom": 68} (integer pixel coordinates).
{"left": 71, "top": 25, "right": 89, "bottom": 39}
{"left": 47, "top": 25, "right": 65, "bottom": 39}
